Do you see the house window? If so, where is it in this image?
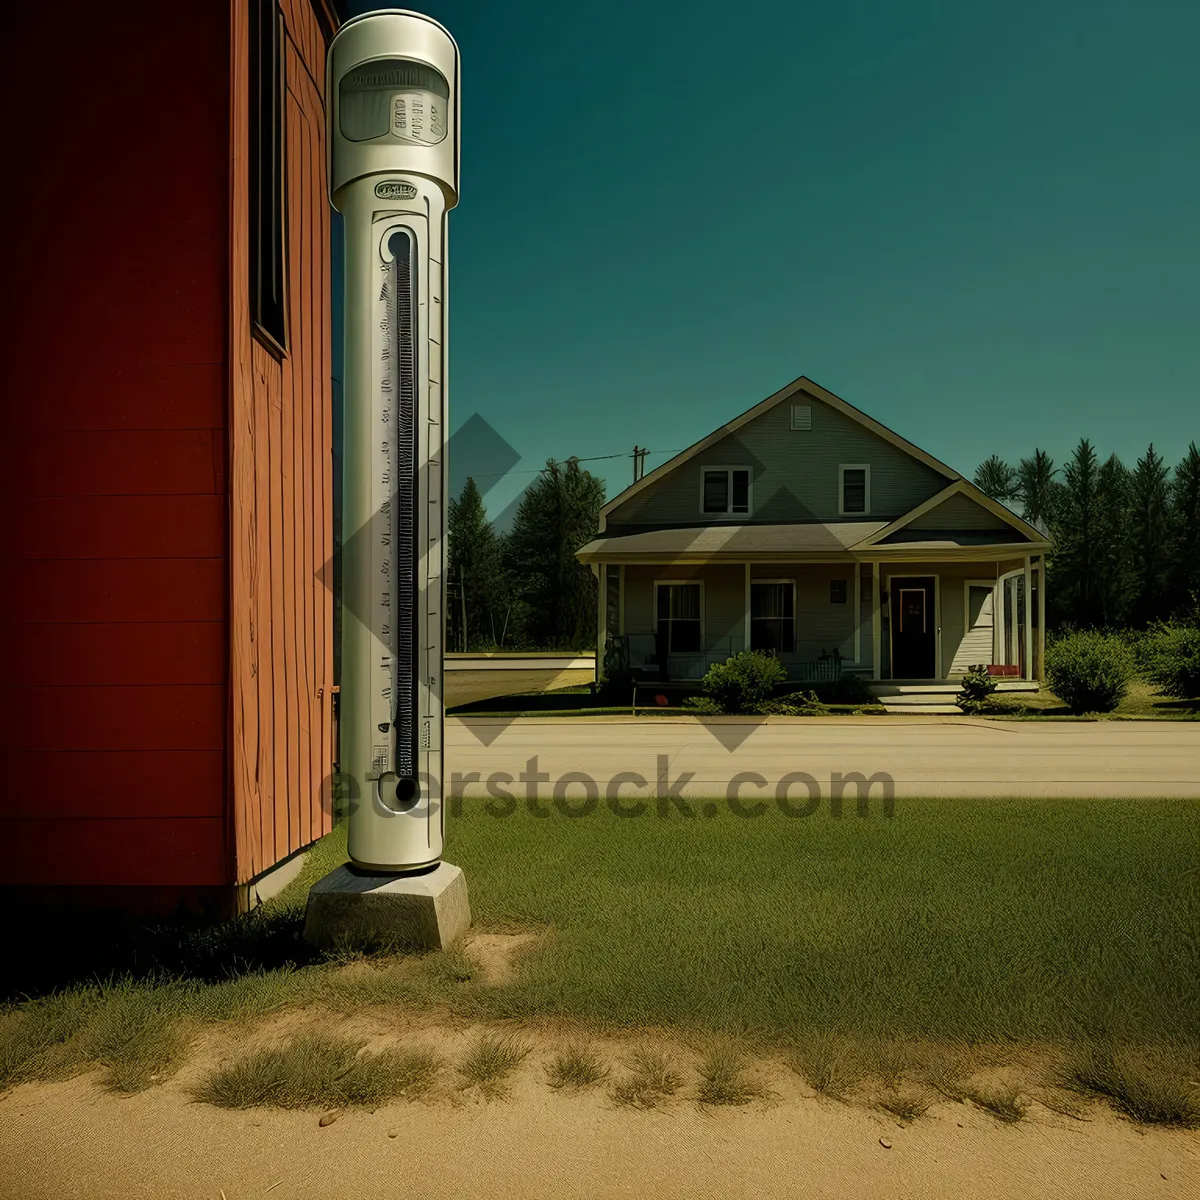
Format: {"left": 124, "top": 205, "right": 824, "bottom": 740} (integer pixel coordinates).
{"left": 839, "top": 465, "right": 870, "bottom": 515}
{"left": 751, "top": 582, "right": 795, "bottom": 652}
{"left": 790, "top": 405, "right": 812, "bottom": 431}
{"left": 250, "top": 0, "right": 287, "bottom": 352}
{"left": 655, "top": 582, "right": 702, "bottom": 653}
{"left": 830, "top": 579, "right": 848, "bottom": 604}
{"left": 701, "top": 468, "right": 751, "bottom": 516}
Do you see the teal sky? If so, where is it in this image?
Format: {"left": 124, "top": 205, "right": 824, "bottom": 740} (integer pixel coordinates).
{"left": 344, "top": 1, "right": 1198, "bottom": 516}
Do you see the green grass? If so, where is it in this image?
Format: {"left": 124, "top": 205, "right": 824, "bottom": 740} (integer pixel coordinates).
{"left": 193, "top": 1031, "right": 440, "bottom": 1109}
{"left": 961, "top": 1080, "right": 1029, "bottom": 1123}
{"left": 986, "top": 680, "right": 1199, "bottom": 719}
{"left": 448, "top": 797, "right": 1199, "bottom": 1049}
{"left": 2, "top": 795, "right": 1197, "bottom": 1127}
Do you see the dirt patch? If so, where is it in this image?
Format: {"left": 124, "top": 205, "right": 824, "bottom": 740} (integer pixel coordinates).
{"left": 3, "top": 1040, "right": 1198, "bottom": 1200}
{"left": 462, "top": 929, "right": 546, "bottom": 986}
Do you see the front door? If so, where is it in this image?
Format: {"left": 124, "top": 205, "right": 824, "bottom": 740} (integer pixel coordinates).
{"left": 890, "top": 576, "right": 937, "bottom": 678}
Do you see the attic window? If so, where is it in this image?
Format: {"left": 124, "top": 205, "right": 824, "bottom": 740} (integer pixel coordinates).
{"left": 840, "top": 464, "right": 870, "bottom": 515}
{"left": 790, "top": 405, "right": 812, "bottom": 431}
{"left": 702, "top": 467, "right": 751, "bottom": 516}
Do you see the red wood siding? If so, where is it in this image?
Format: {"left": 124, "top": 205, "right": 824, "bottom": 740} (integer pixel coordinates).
{"left": 228, "top": 0, "right": 335, "bottom": 884}
{"left": 0, "top": 5, "right": 231, "bottom": 889}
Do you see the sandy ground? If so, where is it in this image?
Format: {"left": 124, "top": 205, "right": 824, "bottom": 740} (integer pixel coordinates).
{"left": 3, "top": 1058, "right": 1198, "bottom": 1200}
{"left": 447, "top": 716, "right": 1200, "bottom": 798}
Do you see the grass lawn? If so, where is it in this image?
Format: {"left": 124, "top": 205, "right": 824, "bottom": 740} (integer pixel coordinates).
{"left": 3, "top": 796, "right": 1198, "bottom": 1123}
{"left": 985, "top": 680, "right": 1199, "bottom": 719}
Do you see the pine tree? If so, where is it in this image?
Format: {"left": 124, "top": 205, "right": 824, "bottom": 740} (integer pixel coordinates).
{"left": 1127, "top": 445, "right": 1173, "bottom": 626}
{"left": 447, "top": 477, "right": 506, "bottom": 651}
{"left": 505, "top": 458, "right": 606, "bottom": 649}
{"left": 1016, "top": 449, "right": 1061, "bottom": 530}
{"left": 1169, "top": 442, "right": 1200, "bottom": 615}
{"left": 973, "top": 455, "right": 1018, "bottom": 503}
{"left": 1094, "top": 454, "right": 1131, "bottom": 626}
{"left": 1055, "top": 439, "right": 1102, "bottom": 626}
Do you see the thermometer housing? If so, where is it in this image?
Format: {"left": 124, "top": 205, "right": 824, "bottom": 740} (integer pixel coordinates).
{"left": 327, "top": 10, "right": 459, "bottom": 872}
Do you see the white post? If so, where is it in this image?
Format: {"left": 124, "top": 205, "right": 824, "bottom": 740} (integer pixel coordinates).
{"left": 853, "top": 565, "right": 862, "bottom": 664}
{"left": 1023, "top": 555, "right": 1034, "bottom": 682}
{"left": 871, "top": 561, "right": 881, "bottom": 681}
{"left": 1037, "top": 554, "right": 1047, "bottom": 681}
{"left": 596, "top": 563, "right": 606, "bottom": 685}
{"left": 743, "top": 562, "right": 751, "bottom": 654}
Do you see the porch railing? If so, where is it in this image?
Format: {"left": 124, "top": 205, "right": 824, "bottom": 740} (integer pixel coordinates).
{"left": 606, "top": 633, "right": 845, "bottom": 684}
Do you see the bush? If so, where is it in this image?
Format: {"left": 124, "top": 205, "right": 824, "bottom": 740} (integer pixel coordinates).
{"left": 1142, "top": 620, "right": 1200, "bottom": 700}
{"left": 1045, "top": 630, "right": 1135, "bottom": 714}
{"left": 698, "top": 651, "right": 787, "bottom": 714}
{"left": 955, "top": 665, "right": 999, "bottom": 715}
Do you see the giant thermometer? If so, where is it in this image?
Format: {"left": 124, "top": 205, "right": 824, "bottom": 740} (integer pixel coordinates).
{"left": 327, "top": 10, "right": 459, "bottom": 872}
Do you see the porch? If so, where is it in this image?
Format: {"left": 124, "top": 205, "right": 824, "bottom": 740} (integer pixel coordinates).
{"left": 596, "top": 558, "right": 1046, "bottom": 685}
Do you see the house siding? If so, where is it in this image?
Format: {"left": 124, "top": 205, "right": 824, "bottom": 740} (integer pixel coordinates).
{"left": 907, "top": 492, "right": 1011, "bottom": 531}
{"left": 606, "top": 391, "right": 949, "bottom": 530}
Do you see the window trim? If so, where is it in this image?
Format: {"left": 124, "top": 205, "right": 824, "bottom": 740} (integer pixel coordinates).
{"left": 653, "top": 579, "right": 705, "bottom": 655}
{"left": 699, "top": 466, "right": 753, "bottom": 518}
{"left": 829, "top": 578, "right": 849, "bottom": 605}
{"left": 839, "top": 463, "right": 871, "bottom": 517}
{"left": 749, "top": 578, "right": 796, "bottom": 653}
{"left": 249, "top": 0, "right": 289, "bottom": 356}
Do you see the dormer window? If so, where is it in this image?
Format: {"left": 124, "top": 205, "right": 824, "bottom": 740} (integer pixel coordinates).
{"left": 701, "top": 467, "right": 751, "bottom": 516}
{"left": 839, "top": 465, "right": 870, "bottom": 516}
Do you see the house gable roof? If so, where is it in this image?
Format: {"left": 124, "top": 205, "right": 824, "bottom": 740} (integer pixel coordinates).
{"left": 853, "top": 480, "right": 1048, "bottom": 548}
{"left": 598, "top": 375, "right": 964, "bottom": 533}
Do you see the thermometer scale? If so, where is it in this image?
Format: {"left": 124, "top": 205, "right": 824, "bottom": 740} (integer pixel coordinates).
{"left": 328, "top": 10, "right": 459, "bottom": 872}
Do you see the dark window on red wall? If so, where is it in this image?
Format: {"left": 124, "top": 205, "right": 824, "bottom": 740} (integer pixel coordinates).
{"left": 250, "top": 0, "right": 288, "bottom": 352}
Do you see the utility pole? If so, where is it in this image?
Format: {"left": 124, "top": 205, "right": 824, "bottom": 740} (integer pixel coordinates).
{"left": 632, "top": 445, "right": 646, "bottom": 482}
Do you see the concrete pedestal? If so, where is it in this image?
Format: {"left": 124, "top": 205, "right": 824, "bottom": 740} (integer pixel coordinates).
{"left": 303, "top": 861, "right": 470, "bottom": 952}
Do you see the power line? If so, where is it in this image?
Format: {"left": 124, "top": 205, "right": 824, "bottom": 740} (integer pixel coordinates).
{"left": 465, "top": 447, "right": 684, "bottom": 480}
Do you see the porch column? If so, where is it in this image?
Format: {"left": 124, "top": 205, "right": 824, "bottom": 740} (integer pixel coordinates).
{"left": 853, "top": 565, "right": 862, "bottom": 663}
{"left": 1037, "top": 554, "right": 1047, "bottom": 682}
{"left": 595, "top": 563, "right": 605, "bottom": 685}
{"left": 1023, "top": 555, "right": 1034, "bottom": 682}
{"left": 871, "top": 561, "right": 881, "bottom": 681}
{"left": 743, "top": 563, "right": 751, "bottom": 654}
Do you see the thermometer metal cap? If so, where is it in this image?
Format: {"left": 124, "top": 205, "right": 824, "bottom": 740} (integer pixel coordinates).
{"left": 327, "top": 9, "right": 460, "bottom": 208}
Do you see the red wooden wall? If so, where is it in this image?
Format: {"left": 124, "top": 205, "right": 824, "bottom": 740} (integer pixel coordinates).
{"left": 0, "top": 0, "right": 337, "bottom": 902}
{"left": 228, "top": 0, "right": 337, "bottom": 885}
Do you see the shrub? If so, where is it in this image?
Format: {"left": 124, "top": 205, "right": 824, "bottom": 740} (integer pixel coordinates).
{"left": 955, "top": 665, "right": 999, "bottom": 714}
{"left": 698, "top": 651, "right": 787, "bottom": 715}
{"left": 1045, "top": 630, "right": 1134, "bottom": 714}
{"left": 760, "top": 689, "right": 831, "bottom": 716}
{"left": 1142, "top": 620, "right": 1200, "bottom": 700}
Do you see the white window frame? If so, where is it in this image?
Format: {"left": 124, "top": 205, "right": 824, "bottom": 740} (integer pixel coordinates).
{"left": 653, "top": 579, "right": 706, "bottom": 656}
{"left": 839, "top": 463, "right": 871, "bottom": 517}
{"left": 699, "top": 466, "right": 753, "bottom": 518}
{"left": 749, "top": 578, "right": 796, "bottom": 654}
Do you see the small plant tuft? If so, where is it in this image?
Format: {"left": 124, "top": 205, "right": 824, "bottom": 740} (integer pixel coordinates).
{"left": 457, "top": 1033, "right": 530, "bottom": 1096}
{"left": 878, "top": 1083, "right": 932, "bottom": 1121}
{"left": 790, "top": 1034, "right": 865, "bottom": 1101}
{"left": 193, "top": 1031, "right": 440, "bottom": 1109}
{"left": 611, "top": 1048, "right": 684, "bottom": 1109}
{"left": 962, "top": 1080, "right": 1028, "bottom": 1123}
{"left": 696, "top": 1043, "right": 761, "bottom": 1106}
{"left": 956, "top": 665, "right": 999, "bottom": 714}
{"left": 545, "top": 1043, "right": 609, "bottom": 1090}
{"left": 1065, "top": 1045, "right": 1200, "bottom": 1128}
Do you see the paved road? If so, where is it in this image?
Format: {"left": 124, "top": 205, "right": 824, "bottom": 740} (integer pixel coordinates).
{"left": 446, "top": 716, "right": 1200, "bottom": 798}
